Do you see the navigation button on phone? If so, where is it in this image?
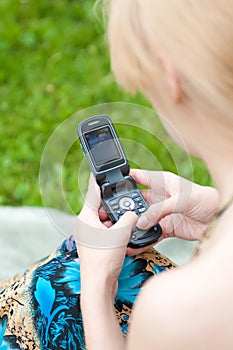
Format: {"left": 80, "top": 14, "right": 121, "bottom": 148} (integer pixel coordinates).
{"left": 119, "top": 197, "right": 135, "bottom": 210}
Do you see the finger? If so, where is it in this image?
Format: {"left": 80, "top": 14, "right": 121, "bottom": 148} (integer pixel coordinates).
{"left": 76, "top": 215, "right": 126, "bottom": 248}
{"left": 159, "top": 216, "right": 176, "bottom": 239}
{"left": 130, "top": 169, "right": 167, "bottom": 201}
{"left": 126, "top": 242, "right": 156, "bottom": 256}
{"left": 139, "top": 189, "right": 153, "bottom": 204}
{"left": 130, "top": 169, "right": 152, "bottom": 187}
{"left": 137, "top": 196, "right": 180, "bottom": 230}
{"left": 82, "top": 174, "right": 101, "bottom": 214}
{"left": 138, "top": 190, "right": 155, "bottom": 209}
{"left": 99, "top": 211, "right": 109, "bottom": 222}
{"left": 159, "top": 214, "right": 208, "bottom": 240}
{"left": 99, "top": 206, "right": 109, "bottom": 221}
{"left": 111, "top": 211, "right": 138, "bottom": 243}
{"left": 102, "top": 220, "right": 113, "bottom": 228}
{"left": 113, "top": 210, "right": 138, "bottom": 228}
{"left": 77, "top": 211, "right": 138, "bottom": 249}
{"left": 78, "top": 175, "right": 103, "bottom": 227}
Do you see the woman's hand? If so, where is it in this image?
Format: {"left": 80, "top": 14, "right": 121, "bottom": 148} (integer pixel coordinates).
{"left": 131, "top": 169, "right": 219, "bottom": 242}
{"left": 74, "top": 175, "right": 138, "bottom": 294}
{"left": 75, "top": 175, "right": 137, "bottom": 350}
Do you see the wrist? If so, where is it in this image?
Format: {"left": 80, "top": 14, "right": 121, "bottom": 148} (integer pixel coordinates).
{"left": 81, "top": 273, "right": 117, "bottom": 302}
{"left": 80, "top": 281, "right": 125, "bottom": 350}
{"left": 81, "top": 284, "right": 116, "bottom": 319}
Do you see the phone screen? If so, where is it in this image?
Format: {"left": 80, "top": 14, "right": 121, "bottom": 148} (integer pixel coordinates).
{"left": 84, "top": 126, "right": 121, "bottom": 166}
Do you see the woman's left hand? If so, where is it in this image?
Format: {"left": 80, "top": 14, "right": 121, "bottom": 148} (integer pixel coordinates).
{"left": 74, "top": 175, "right": 138, "bottom": 297}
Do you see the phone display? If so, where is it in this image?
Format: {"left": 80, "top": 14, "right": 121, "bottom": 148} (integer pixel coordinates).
{"left": 78, "top": 115, "right": 162, "bottom": 248}
{"left": 78, "top": 116, "right": 127, "bottom": 177}
{"left": 84, "top": 126, "right": 122, "bottom": 166}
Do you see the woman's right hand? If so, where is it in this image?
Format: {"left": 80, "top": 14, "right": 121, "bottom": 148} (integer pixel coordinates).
{"left": 131, "top": 169, "right": 219, "bottom": 241}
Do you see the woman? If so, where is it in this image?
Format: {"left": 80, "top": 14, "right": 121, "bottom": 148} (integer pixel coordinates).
{"left": 77, "top": 0, "right": 233, "bottom": 349}
{"left": 0, "top": 0, "right": 231, "bottom": 349}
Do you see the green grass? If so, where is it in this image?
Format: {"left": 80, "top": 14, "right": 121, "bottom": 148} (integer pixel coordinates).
{"left": 0, "top": 0, "right": 212, "bottom": 214}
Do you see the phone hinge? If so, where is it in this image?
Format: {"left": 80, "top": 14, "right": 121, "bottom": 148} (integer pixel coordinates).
{"left": 105, "top": 168, "right": 124, "bottom": 185}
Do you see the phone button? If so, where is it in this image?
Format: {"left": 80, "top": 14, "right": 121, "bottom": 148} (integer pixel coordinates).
{"left": 131, "top": 233, "right": 137, "bottom": 240}
{"left": 119, "top": 197, "right": 135, "bottom": 210}
{"left": 109, "top": 198, "right": 119, "bottom": 206}
{"left": 138, "top": 207, "right": 147, "bottom": 213}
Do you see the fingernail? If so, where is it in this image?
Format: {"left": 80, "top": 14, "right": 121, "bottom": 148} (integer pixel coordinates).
{"left": 137, "top": 216, "right": 149, "bottom": 229}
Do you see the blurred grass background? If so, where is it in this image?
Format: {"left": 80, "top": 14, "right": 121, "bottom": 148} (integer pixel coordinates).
{"left": 0, "top": 0, "right": 212, "bottom": 214}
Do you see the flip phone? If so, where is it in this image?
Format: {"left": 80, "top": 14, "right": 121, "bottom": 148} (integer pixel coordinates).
{"left": 78, "top": 115, "right": 162, "bottom": 248}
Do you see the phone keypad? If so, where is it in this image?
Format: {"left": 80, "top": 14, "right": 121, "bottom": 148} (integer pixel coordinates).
{"left": 108, "top": 191, "right": 148, "bottom": 219}
{"left": 102, "top": 186, "right": 162, "bottom": 248}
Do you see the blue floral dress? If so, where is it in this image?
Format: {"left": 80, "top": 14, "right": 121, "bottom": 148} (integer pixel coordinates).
{"left": 0, "top": 236, "right": 175, "bottom": 349}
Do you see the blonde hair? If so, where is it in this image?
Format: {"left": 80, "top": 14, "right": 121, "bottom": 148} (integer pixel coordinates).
{"left": 105, "top": 0, "right": 233, "bottom": 125}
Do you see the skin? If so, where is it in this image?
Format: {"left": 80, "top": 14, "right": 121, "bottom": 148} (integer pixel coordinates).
{"left": 74, "top": 7, "right": 233, "bottom": 350}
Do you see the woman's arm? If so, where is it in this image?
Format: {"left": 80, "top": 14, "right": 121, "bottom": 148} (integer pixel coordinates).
{"left": 75, "top": 175, "right": 137, "bottom": 350}
{"left": 80, "top": 275, "right": 126, "bottom": 350}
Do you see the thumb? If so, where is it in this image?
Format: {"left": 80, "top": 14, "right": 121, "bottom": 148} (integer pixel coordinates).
{"left": 137, "top": 195, "right": 184, "bottom": 230}
{"left": 81, "top": 174, "right": 101, "bottom": 215}
{"left": 111, "top": 211, "right": 138, "bottom": 243}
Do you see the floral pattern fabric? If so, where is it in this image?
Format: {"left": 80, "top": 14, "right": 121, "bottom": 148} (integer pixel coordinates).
{"left": 0, "top": 236, "right": 176, "bottom": 349}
